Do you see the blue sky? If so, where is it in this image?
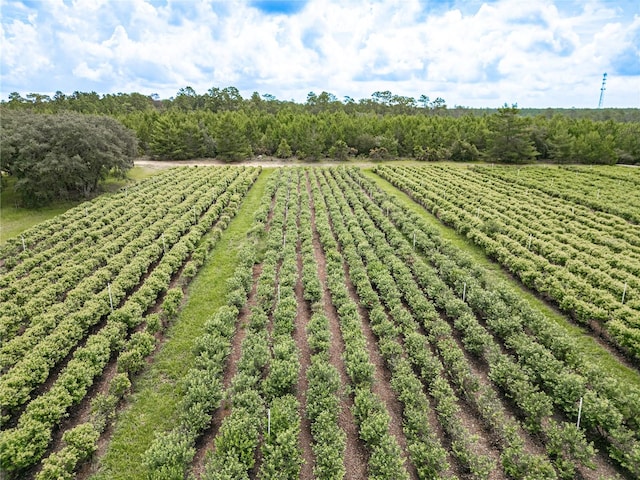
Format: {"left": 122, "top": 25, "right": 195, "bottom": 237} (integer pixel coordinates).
{"left": 1, "top": 0, "right": 639, "bottom": 107}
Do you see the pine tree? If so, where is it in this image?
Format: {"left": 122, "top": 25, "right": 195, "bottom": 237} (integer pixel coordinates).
{"left": 487, "top": 104, "right": 539, "bottom": 163}
{"left": 215, "top": 112, "right": 252, "bottom": 162}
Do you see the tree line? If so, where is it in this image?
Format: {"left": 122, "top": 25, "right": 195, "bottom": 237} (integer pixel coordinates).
{"left": 114, "top": 104, "right": 639, "bottom": 164}
{"left": 1, "top": 87, "right": 639, "bottom": 207}
{"left": 5, "top": 87, "right": 639, "bottom": 122}
{"left": 4, "top": 87, "right": 638, "bottom": 164}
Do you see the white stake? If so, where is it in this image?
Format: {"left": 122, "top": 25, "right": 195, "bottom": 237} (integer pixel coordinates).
{"left": 577, "top": 396, "right": 583, "bottom": 428}
{"left": 108, "top": 283, "right": 114, "bottom": 311}
{"left": 476, "top": 206, "right": 480, "bottom": 218}
{"left": 622, "top": 283, "right": 627, "bottom": 304}
{"left": 21, "top": 235, "right": 26, "bottom": 252}
{"left": 413, "top": 231, "right": 416, "bottom": 250}
{"left": 527, "top": 234, "right": 532, "bottom": 250}
{"left": 267, "top": 408, "right": 271, "bottom": 437}
{"left": 463, "top": 282, "right": 467, "bottom": 302}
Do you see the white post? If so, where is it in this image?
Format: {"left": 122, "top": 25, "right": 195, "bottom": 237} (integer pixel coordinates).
{"left": 527, "top": 234, "right": 532, "bottom": 250}
{"left": 622, "top": 283, "right": 627, "bottom": 304}
{"left": 267, "top": 408, "right": 271, "bottom": 437}
{"left": 108, "top": 283, "right": 114, "bottom": 311}
{"left": 576, "top": 396, "right": 583, "bottom": 428}
{"left": 21, "top": 235, "right": 26, "bottom": 252}
{"left": 413, "top": 231, "right": 416, "bottom": 250}
{"left": 463, "top": 282, "right": 467, "bottom": 302}
{"left": 476, "top": 206, "right": 480, "bottom": 219}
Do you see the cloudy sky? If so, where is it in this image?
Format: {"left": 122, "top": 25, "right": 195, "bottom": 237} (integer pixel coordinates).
{"left": 1, "top": 0, "right": 639, "bottom": 108}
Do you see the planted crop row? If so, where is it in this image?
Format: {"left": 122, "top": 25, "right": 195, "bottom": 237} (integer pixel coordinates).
{"left": 320, "top": 168, "right": 469, "bottom": 479}
{"left": 560, "top": 164, "right": 640, "bottom": 185}
{"left": 310, "top": 169, "right": 411, "bottom": 479}
{"left": 298, "top": 169, "right": 347, "bottom": 479}
{"left": 360, "top": 167, "right": 640, "bottom": 477}
{"left": 465, "top": 166, "right": 640, "bottom": 266}
{"left": 0, "top": 168, "right": 253, "bottom": 418}
{"left": 0, "top": 167, "right": 232, "bottom": 334}
{"left": 200, "top": 171, "right": 284, "bottom": 480}
{"left": 0, "top": 169, "right": 238, "bottom": 367}
{"left": 0, "top": 166, "right": 214, "bottom": 270}
{"left": 375, "top": 165, "right": 640, "bottom": 362}
{"left": 333, "top": 168, "right": 598, "bottom": 479}
{"left": 135, "top": 169, "right": 273, "bottom": 478}
{"left": 333, "top": 167, "right": 598, "bottom": 478}
{"left": 0, "top": 167, "right": 260, "bottom": 477}
{"left": 383, "top": 165, "right": 640, "bottom": 281}
{"left": 477, "top": 165, "right": 640, "bottom": 223}
{"left": 200, "top": 168, "right": 304, "bottom": 479}
{"left": 257, "top": 168, "right": 304, "bottom": 479}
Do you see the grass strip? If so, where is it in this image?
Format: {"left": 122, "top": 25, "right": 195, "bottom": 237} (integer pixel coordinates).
{"left": 363, "top": 168, "right": 640, "bottom": 389}
{"left": 90, "top": 168, "right": 273, "bottom": 480}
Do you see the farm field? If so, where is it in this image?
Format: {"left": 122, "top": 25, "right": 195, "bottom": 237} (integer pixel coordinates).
{"left": 374, "top": 165, "right": 640, "bottom": 363}
{"left": 0, "top": 166, "right": 158, "bottom": 245}
{"left": 1, "top": 165, "right": 639, "bottom": 480}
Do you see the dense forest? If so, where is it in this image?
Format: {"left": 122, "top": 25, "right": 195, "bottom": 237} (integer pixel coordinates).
{"left": 2, "top": 87, "right": 640, "bottom": 167}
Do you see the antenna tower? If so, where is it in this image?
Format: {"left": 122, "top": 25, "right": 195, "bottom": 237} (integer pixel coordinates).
{"left": 598, "top": 73, "right": 607, "bottom": 108}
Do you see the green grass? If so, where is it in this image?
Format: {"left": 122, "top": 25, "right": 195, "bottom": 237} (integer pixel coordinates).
{"left": 90, "top": 168, "right": 273, "bottom": 480}
{"left": 0, "top": 166, "right": 158, "bottom": 244}
{"left": 362, "top": 168, "right": 640, "bottom": 389}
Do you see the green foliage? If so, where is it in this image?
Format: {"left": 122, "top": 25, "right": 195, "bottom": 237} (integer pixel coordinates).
{"left": 149, "top": 112, "right": 213, "bottom": 160}
{"left": 275, "top": 138, "right": 293, "bottom": 158}
{"left": 162, "top": 288, "right": 184, "bottom": 321}
{"left": 487, "top": 104, "right": 539, "bottom": 163}
{"left": 4, "top": 87, "right": 640, "bottom": 164}
{"left": 1, "top": 111, "right": 136, "bottom": 206}
{"left": 215, "top": 111, "right": 252, "bottom": 162}
{"left": 36, "top": 423, "right": 99, "bottom": 480}
{"left": 328, "top": 139, "right": 350, "bottom": 160}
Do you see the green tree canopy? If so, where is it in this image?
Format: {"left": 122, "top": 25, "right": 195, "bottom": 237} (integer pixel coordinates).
{"left": 1, "top": 111, "right": 137, "bottom": 206}
{"left": 487, "top": 104, "right": 539, "bottom": 163}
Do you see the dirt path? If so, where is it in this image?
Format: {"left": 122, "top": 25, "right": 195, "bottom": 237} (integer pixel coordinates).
{"left": 134, "top": 157, "right": 379, "bottom": 170}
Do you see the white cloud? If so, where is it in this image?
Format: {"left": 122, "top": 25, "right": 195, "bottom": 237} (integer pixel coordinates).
{"left": 0, "top": 0, "right": 638, "bottom": 106}
{"left": 72, "top": 61, "right": 112, "bottom": 81}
